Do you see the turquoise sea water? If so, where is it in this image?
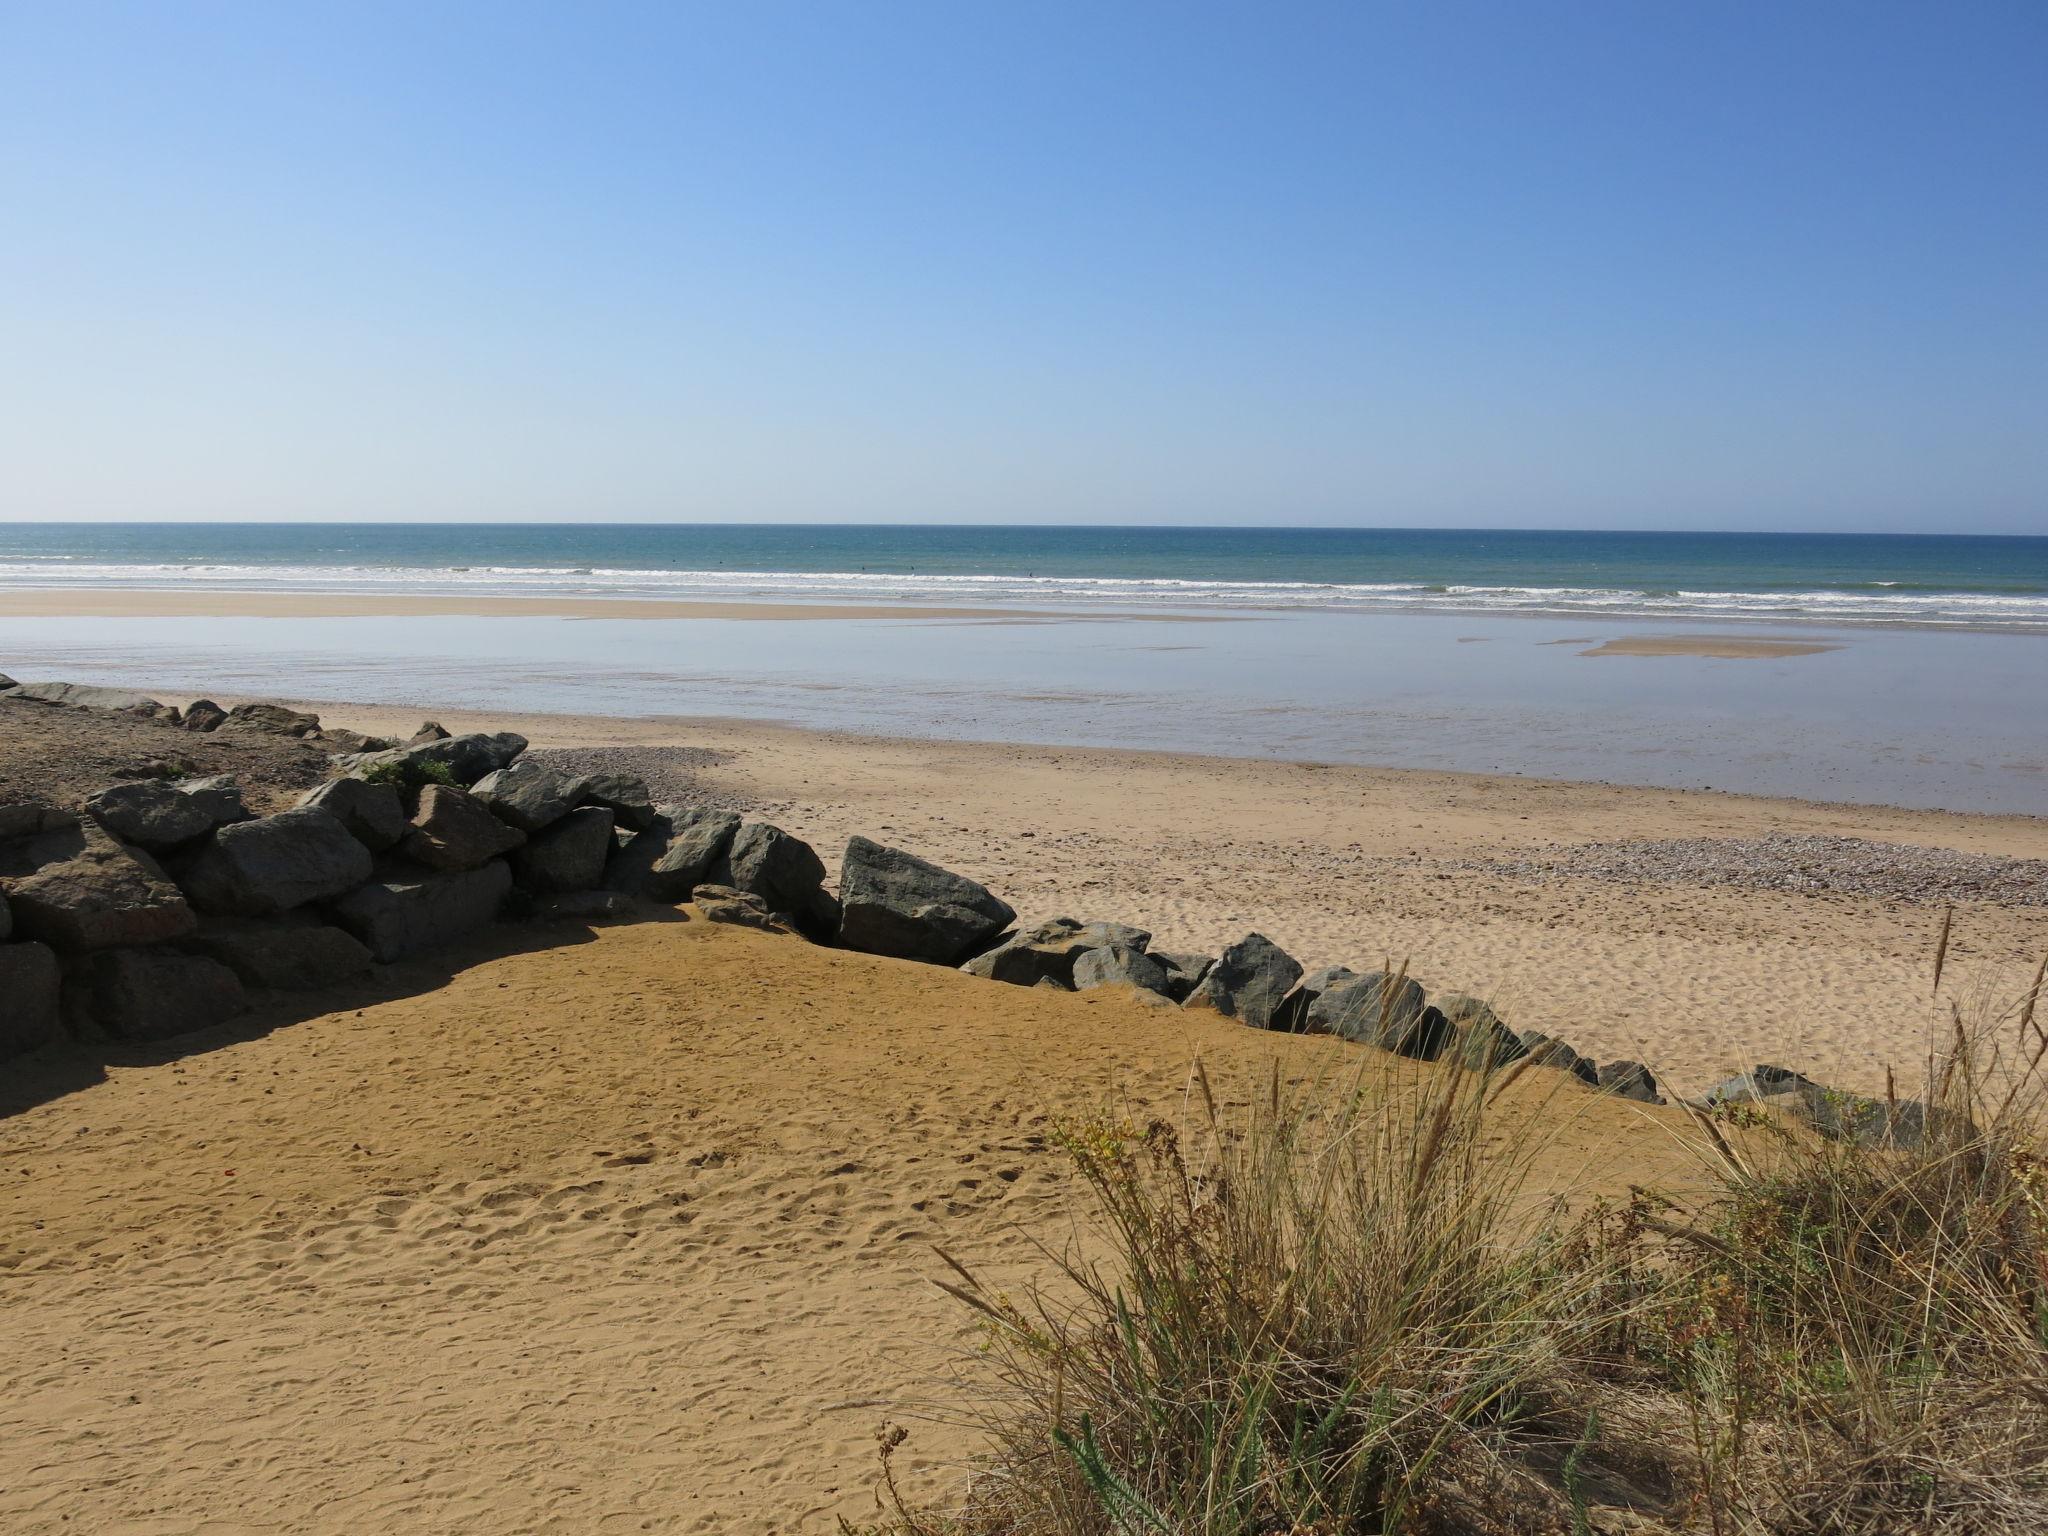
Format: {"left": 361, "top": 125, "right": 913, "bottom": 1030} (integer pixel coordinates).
{"left": 4, "top": 524, "right": 2048, "bottom": 629}
{"left": 4, "top": 524, "right": 2046, "bottom": 811}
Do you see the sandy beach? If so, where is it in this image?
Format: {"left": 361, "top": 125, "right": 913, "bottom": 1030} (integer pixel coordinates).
{"left": 279, "top": 699, "right": 2048, "bottom": 1098}
{"left": 0, "top": 920, "right": 1715, "bottom": 1533}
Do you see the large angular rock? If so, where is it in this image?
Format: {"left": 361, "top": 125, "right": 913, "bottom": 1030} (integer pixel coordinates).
{"left": 329, "top": 860, "right": 512, "bottom": 962}
{"left": 4, "top": 680, "right": 178, "bottom": 720}
{"left": 297, "top": 778, "right": 408, "bottom": 852}
{"left": 961, "top": 917, "right": 1149, "bottom": 987}
{"left": 690, "top": 883, "right": 792, "bottom": 933}
{"left": 566, "top": 772, "right": 658, "bottom": 831}
{"left": 606, "top": 807, "right": 742, "bottom": 902}
{"left": 85, "top": 777, "right": 245, "bottom": 850}
{"left": 0, "top": 802, "right": 78, "bottom": 843}
{"left": 338, "top": 732, "right": 528, "bottom": 787}
{"left": 1307, "top": 971, "right": 1425, "bottom": 1044}
{"left": 1185, "top": 934, "right": 1303, "bottom": 1030}
{"left": 191, "top": 921, "right": 374, "bottom": 991}
{"left": 1072, "top": 944, "right": 1171, "bottom": 996}
{"left": 1437, "top": 995, "right": 1527, "bottom": 1070}
{"left": 713, "top": 822, "right": 837, "bottom": 938}
{"left": 0, "top": 941, "right": 63, "bottom": 1058}
{"left": 1151, "top": 951, "right": 1215, "bottom": 1003}
{"left": 1704, "top": 1063, "right": 1819, "bottom": 1104}
{"left": 1793, "top": 1085, "right": 1927, "bottom": 1148}
{"left": 1519, "top": 1032, "right": 1599, "bottom": 1087}
{"left": 0, "top": 822, "right": 196, "bottom": 950}
{"left": 470, "top": 762, "right": 577, "bottom": 833}
{"left": 402, "top": 785, "right": 526, "bottom": 872}
{"left": 82, "top": 948, "right": 247, "bottom": 1040}
{"left": 1278, "top": 965, "right": 1358, "bottom": 1032}
{"left": 180, "top": 807, "right": 373, "bottom": 916}
{"left": 511, "top": 806, "right": 613, "bottom": 893}
{"left": 222, "top": 701, "right": 322, "bottom": 737}
{"left": 317, "top": 727, "right": 395, "bottom": 754}
{"left": 836, "top": 836, "right": 1016, "bottom": 964}
{"left": 181, "top": 698, "right": 228, "bottom": 732}
{"left": 1596, "top": 1060, "right": 1663, "bottom": 1105}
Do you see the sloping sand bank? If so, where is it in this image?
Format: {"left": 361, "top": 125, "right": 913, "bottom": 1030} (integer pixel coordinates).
{"left": 0, "top": 920, "right": 1698, "bottom": 1533}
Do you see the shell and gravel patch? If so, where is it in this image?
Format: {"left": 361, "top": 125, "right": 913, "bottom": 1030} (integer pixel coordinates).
{"left": 1457, "top": 834, "right": 2048, "bottom": 909}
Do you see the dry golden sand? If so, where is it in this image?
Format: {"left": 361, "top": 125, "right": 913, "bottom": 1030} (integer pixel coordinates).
{"left": 0, "top": 920, "right": 1703, "bottom": 1534}
{"left": 321, "top": 702, "right": 2048, "bottom": 1097}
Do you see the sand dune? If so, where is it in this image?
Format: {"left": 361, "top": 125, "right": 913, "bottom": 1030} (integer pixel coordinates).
{"left": 0, "top": 920, "right": 1696, "bottom": 1533}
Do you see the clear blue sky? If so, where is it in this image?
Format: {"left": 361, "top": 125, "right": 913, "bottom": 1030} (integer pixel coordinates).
{"left": 2, "top": 1, "right": 2044, "bottom": 531}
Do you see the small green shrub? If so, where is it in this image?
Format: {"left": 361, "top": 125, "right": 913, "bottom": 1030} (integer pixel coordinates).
{"left": 360, "top": 756, "right": 458, "bottom": 790}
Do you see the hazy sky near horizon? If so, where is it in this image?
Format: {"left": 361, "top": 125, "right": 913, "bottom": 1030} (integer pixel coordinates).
{"left": 2, "top": 2, "right": 2044, "bottom": 533}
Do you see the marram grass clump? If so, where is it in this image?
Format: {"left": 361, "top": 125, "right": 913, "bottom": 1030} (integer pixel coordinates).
{"left": 855, "top": 966, "right": 2048, "bottom": 1536}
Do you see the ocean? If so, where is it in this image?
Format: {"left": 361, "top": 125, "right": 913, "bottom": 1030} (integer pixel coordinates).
{"left": 5, "top": 522, "right": 2047, "bottom": 812}
{"left": 4, "top": 524, "right": 2048, "bottom": 630}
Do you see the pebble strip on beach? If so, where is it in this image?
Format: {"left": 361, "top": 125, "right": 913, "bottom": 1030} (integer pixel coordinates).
{"left": 1461, "top": 834, "right": 2048, "bottom": 909}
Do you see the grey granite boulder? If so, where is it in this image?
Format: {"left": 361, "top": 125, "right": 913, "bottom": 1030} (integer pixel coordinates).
{"left": 1704, "top": 1063, "right": 1819, "bottom": 1104}
{"left": 85, "top": 777, "right": 245, "bottom": 849}
{"left": 470, "top": 761, "right": 577, "bottom": 833}
{"left": 1596, "top": 1060, "right": 1663, "bottom": 1104}
{"left": 713, "top": 822, "right": 837, "bottom": 938}
{"left": 402, "top": 785, "right": 527, "bottom": 872}
{"left": 338, "top": 731, "right": 528, "bottom": 786}
{"left": 180, "top": 807, "right": 374, "bottom": 916}
{"left": 4, "top": 680, "right": 179, "bottom": 720}
{"left": 1437, "top": 995, "right": 1528, "bottom": 1070}
{"left": 1278, "top": 965, "right": 1357, "bottom": 1032}
{"left": 317, "top": 727, "right": 395, "bottom": 754}
{"left": 1519, "top": 1032, "right": 1599, "bottom": 1087}
{"left": 962, "top": 917, "right": 1149, "bottom": 987}
{"left": 1151, "top": 951, "right": 1215, "bottom": 1003}
{"left": 181, "top": 699, "right": 227, "bottom": 732}
{"left": 837, "top": 836, "right": 1016, "bottom": 964}
{"left": 0, "top": 822, "right": 196, "bottom": 950}
{"left": 191, "top": 921, "right": 374, "bottom": 990}
{"left": 297, "top": 778, "right": 408, "bottom": 852}
{"left": 1185, "top": 933, "right": 1303, "bottom": 1030}
{"left": 0, "top": 941, "right": 62, "bottom": 1058}
{"left": 511, "top": 806, "right": 614, "bottom": 893}
{"left": 566, "top": 772, "right": 659, "bottom": 831}
{"left": 606, "top": 807, "right": 743, "bottom": 902}
{"left": 1072, "top": 943, "right": 1171, "bottom": 996}
{"left": 1306, "top": 970, "right": 1425, "bottom": 1045}
{"left": 691, "top": 883, "right": 792, "bottom": 933}
{"left": 0, "top": 802, "right": 77, "bottom": 843}
{"left": 82, "top": 948, "right": 247, "bottom": 1040}
{"left": 330, "top": 860, "right": 512, "bottom": 962}
{"left": 222, "top": 701, "right": 322, "bottom": 737}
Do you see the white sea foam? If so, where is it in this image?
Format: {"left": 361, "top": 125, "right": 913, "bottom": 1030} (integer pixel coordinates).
{"left": 2, "top": 560, "right": 2046, "bottom": 629}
